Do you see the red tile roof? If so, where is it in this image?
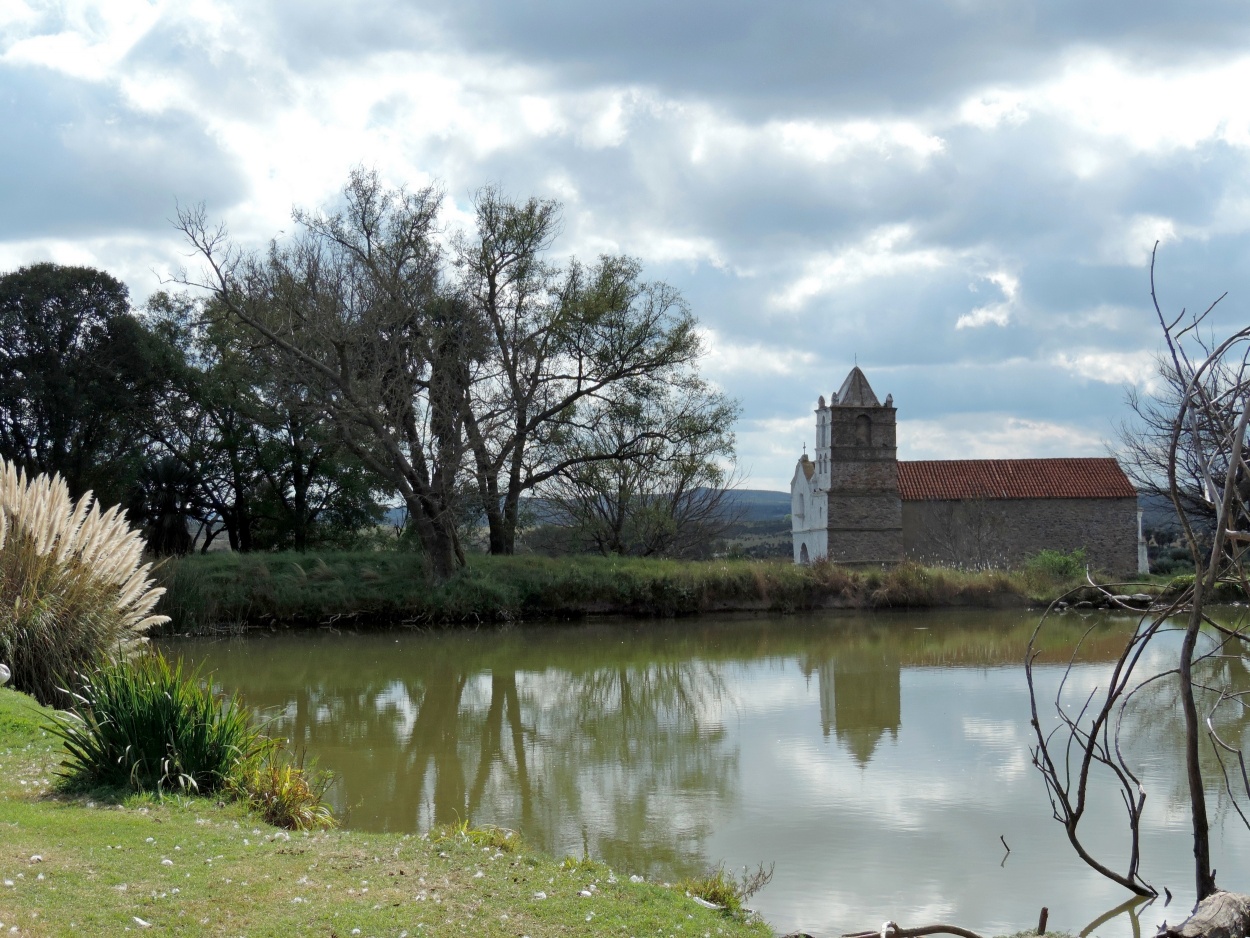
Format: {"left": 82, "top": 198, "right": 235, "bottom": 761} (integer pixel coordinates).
{"left": 897, "top": 458, "right": 1137, "bottom": 501}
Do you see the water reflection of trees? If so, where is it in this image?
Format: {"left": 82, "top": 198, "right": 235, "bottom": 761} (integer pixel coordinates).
{"left": 1111, "top": 632, "right": 1250, "bottom": 818}
{"left": 164, "top": 612, "right": 1150, "bottom": 877}
{"left": 179, "top": 634, "right": 737, "bottom": 878}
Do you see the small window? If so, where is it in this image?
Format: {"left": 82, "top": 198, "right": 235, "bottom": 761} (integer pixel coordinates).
{"left": 856, "top": 414, "right": 872, "bottom": 445}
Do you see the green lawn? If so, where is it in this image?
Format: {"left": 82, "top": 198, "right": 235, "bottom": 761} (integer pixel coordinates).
{"left": 0, "top": 686, "right": 773, "bottom": 937}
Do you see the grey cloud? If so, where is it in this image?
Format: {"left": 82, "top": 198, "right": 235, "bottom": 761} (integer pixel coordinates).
{"left": 8, "top": 0, "right": 1250, "bottom": 472}
{"left": 385, "top": 0, "right": 1250, "bottom": 118}
{"left": 0, "top": 67, "right": 247, "bottom": 240}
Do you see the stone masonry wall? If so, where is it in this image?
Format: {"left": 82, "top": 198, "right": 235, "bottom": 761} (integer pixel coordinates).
{"left": 901, "top": 497, "right": 1139, "bottom": 575}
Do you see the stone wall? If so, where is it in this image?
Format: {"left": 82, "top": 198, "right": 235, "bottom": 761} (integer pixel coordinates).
{"left": 825, "top": 401, "right": 903, "bottom": 564}
{"left": 901, "top": 497, "right": 1139, "bottom": 575}
{"left": 827, "top": 473, "right": 903, "bottom": 563}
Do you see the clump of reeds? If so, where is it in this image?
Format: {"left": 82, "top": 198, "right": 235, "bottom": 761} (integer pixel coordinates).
{"left": 48, "top": 647, "right": 337, "bottom": 828}
{"left": 230, "top": 749, "right": 337, "bottom": 831}
{"left": 678, "top": 862, "right": 774, "bottom": 915}
{"left": 48, "top": 651, "right": 260, "bottom": 793}
{"left": 0, "top": 459, "right": 168, "bottom": 705}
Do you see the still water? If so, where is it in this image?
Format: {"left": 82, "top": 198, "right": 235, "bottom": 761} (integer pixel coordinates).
{"left": 163, "top": 610, "right": 1250, "bottom": 938}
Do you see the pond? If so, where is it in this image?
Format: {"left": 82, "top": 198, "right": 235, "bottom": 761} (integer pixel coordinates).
{"left": 163, "top": 609, "right": 1250, "bottom": 938}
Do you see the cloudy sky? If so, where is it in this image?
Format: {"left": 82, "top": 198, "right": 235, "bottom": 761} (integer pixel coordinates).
{"left": 5, "top": 1, "right": 1250, "bottom": 490}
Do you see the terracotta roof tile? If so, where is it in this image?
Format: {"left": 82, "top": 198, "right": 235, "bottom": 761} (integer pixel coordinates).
{"left": 897, "top": 458, "right": 1137, "bottom": 501}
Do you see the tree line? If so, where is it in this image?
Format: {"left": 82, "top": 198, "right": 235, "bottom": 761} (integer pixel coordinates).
{"left": 0, "top": 171, "right": 739, "bottom": 574}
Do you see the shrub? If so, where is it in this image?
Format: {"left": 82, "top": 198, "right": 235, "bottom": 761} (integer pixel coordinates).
{"left": 0, "top": 460, "right": 168, "bottom": 705}
{"left": 48, "top": 651, "right": 262, "bottom": 793}
{"left": 1023, "top": 548, "right": 1088, "bottom": 585}
{"left": 231, "top": 750, "right": 336, "bottom": 831}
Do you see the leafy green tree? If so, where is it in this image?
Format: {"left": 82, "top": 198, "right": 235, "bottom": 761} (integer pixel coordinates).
{"left": 0, "top": 263, "right": 178, "bottom": 506}
{"left": 455, "top": 187, "right": 721, "bottom": 555}
{"left": 539, "top": 378, "right": 739, "bottom": 558}
{"left": 177, "top": 172, "right": 470, "bottom": 576}
{"left": 176, "top": 172, "right": 737, "bottom": 574}
{"left": 146, "top": 291, "right": 386, "bottom": 553}
{"left": 128, "top": 455, "right": 200, "bottom": 556}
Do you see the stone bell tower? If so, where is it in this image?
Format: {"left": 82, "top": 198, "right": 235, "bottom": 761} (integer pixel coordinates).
{"left": 822, "top": 367, "right": 903, "bottom": 565}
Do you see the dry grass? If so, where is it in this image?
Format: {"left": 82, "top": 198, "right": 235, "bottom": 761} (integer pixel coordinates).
{"left": 0, "top": 459, "right": 168, "bottom": 704}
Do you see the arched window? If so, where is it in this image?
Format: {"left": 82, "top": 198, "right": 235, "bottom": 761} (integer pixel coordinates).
{"left": 800, "top": 543, "right": 810, "bottom": 564}
{"left": 855, "top": 414, "right": 872, "bottom": 445}
{"left": 797, "top": 493, "right": 805, "bottom": 518}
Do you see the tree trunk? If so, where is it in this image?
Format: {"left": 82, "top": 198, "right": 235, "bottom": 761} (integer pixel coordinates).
{"left": 1159, "top": 891, "right": 1250, "bottom": 938}
{"left": 483, "top": 487, "right": 508, "bottom": 555}
{"left": 404, "top": 493, "right": 460, "bottom": 581}
{"left": 498, "top": 485, "right": 522, "bottom": 555}
{"left": 1181, "top": 597, "right": 1217, "bottom": 901}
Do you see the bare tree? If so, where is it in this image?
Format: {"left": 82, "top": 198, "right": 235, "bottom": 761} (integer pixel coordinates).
{"left": 175, "top": 170, "right": 471, "bottom": 578}
{"left": 1026, "top": 245, "right": 1250, "bottom": 927}
{"left": 1119, "top": 355, "right": 1239, "bottom": 540}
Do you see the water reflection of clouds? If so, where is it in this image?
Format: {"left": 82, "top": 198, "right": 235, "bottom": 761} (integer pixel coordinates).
{"left": 166, "top": 616, "right": 1250, "bottom": 938}
{"left": 372, "top": 680, "right": 418, "bottom": 743}
{"left": 722, "top": 659, "right": 1220, "bottom": 938}
{"left": 960, "top": 717, "right": 1030, "bottom": 782}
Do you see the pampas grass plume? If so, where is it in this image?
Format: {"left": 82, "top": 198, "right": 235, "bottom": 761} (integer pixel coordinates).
{"left": 0, "top": 458, "right": 170, "bottom": 705}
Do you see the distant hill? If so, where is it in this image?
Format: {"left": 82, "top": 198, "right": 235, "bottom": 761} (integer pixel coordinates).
{"left": 722, "top": 489, "right": 791, "bottom": 521}
{"left": 384, "top": 489, "right": 792, "bottom": 527}
{"left": 384, "top": 489, "right": 794, "bottom": 559}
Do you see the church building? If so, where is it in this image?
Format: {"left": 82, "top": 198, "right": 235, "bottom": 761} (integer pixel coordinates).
{"left": 790, "top": 368, "right": 1146, "bottom": 574}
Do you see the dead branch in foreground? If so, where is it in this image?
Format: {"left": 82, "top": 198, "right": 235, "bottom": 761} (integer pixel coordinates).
{"left": 843, "top": 922, "right": 986, "bottom": 938}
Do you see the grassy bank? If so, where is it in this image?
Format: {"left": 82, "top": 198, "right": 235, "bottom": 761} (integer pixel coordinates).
{"left": 151, "top": 552, "right": 1101, "bottom": 633}
{"left": 0, "top": 685, "right": 771, "bottom": 937}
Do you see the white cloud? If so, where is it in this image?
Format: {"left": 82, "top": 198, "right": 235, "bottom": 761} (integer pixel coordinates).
{"left": 773, "top": 118, "right": 946, "bottom": 163}
{"left": 1, "top": 0, "right": 163, "bottom": 80}
{"left": 0, "top": 233, "right": 174, "bottom": 301}
{"left": 9, "top": 0, "right": 1250, "bottom": 496}
{"left": 956, "top": 270, "right": 1018, "bottom": 329}
{"left": 1052, "top": 349, "right": 1159, "bottom": 389}
{"left": 1097, "top": 214, "right": 1181, "bottom": 267}
{"left": 735, "top": 415, "right": 817, "bottom": 489}
{"left": 700, "top": 329, "right": 816, "bottom": 379}
{"left": 900, "top": 413, "right": 1107, "bottom": 460}
{"left": 0, "top": 0, "right": 40, "bottom": 34}
{"left": 1016, "top": 50, "right": 1250, "bottom": 158}
{"left": 958, "top": 88, "right": 1029, "bottom": 130}
{"left": 772, "top": 225, "right": 951, "bottom": 312}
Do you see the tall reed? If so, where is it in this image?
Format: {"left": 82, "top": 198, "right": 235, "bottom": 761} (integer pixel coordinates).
{"left": 0, "top": 459, "right": 168, "bottom": 705}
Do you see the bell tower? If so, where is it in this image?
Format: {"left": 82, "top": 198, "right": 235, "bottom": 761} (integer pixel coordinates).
{"left": 824, "top": 367, "right": 903, "bottom": 565}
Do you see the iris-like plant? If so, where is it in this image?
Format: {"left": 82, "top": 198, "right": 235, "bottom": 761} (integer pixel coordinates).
{"left": 48, "top": 652, "right": 261, "bottom": 793}
{"left": 0, "top": 459, "right": 168, "bottom": 705}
